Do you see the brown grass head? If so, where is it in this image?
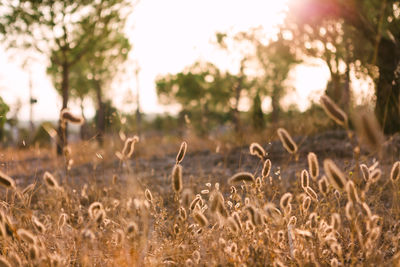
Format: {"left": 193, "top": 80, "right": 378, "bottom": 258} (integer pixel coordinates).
{"left": 300, "top": 169, "right": 309, "bottom": 189}
{"left": 193, "top": 211, "right": 208, "bottom": 227}
{"left": 391, "top": 161, "right": 400, "bottom": 183}
{"left": 353, "top": 109, "right": 384, "bottom": 152}
{"left": 0, "top": 170, "right": 16, "bottom": 189}
{"left": 280, "top": 193, "right": 293, "bottom": 211}
{"left": 320, "top": 95, "right": 348, "bottom": 126}
{"left": 121, "top": 136, "right": 139, "bottom": 159}
{"left": 172, "top": 164, "right": 183, "bottom": 194}
{"left": 360, "top": 164, "right": 370, "bottom": 182}
{"left": 176, "top": 141, "right": 187, "bottom": 164}
{"left": 43, "top": 171, "right": 60, "bottom": 190}
{"left": 60, "top": 109, "right": 84, "bottom": 125}
{"left": 262, "top": 159, "right": 271, "bottom": 178}
{"left": 323, "top": 159, "right": 347, "bottom": 191}
{"left": 307, "top": 152, "right": 319, "bottom": 180}
{"left": 145, "top": 188, "right": 153, "bottom": 203}
{"left": 249, "top": 142, "right": 266, "bottom": 160}
{"left": 346, "top": 181, "right": 359, "bottom": 204}
{"left": 318, "top": 175, "right": 329, "bottom": 195}
{"left": 277, "top": 128, "right": 298, "bottom": 154}
{"left": 228, "top": 172, "right": 255, "bottom": 184}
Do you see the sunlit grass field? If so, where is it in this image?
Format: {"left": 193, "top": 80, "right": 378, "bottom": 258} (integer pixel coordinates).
{"left": 0, "top": 96, "right": 400, "bottom": 266}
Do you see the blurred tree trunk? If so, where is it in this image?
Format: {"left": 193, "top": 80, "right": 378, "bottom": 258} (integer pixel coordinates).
{"left": 57, "top": 62, "right": 69, "bottom": 155}
{"left": 376, "top": 38, "right": 400, "bottom": 134}
{"left": 95, "top": 80, "right": 105, "bottom": 146}
{"left": 79, "top": 97, "right": 86, "bottom": 140}
{"left": 271, "top": 85, "right": 281, "bottom": 123}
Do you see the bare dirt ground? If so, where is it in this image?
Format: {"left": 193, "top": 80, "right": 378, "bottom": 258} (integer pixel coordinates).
{"left": 3, "top": 130, "right": 399, "bottom": 198}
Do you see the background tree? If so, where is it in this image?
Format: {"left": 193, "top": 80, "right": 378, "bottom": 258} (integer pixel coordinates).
{"left": 0, "top": 97, "right": 9, "bottom": 142}
{"left": 284, "top": 0, "right": 400, "bottom": 133}
{"left": 0, "top": 0, "right": 135, "bottom": 153}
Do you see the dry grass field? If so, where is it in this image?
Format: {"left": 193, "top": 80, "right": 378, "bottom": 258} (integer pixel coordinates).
{"left": 0, "top": 99, "right": 400, "bottom": 266}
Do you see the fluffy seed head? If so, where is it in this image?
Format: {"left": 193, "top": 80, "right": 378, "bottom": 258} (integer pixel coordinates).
{"left": 301, "top": 170, "right": 309, "bottom": 189}
{"left": 0, "top": 170, "right": 16, "bottom": 189}
{"left": 126, "top": 222, "right": 138, "bottom": 235}
{"left": 302, "top": 196, "right": 311, "bottom": 213}
{"left": 88, "top": 202, "right": 104, "bottom": 220}
{"left": 210, "top": 191, "right": 224, "bottom": 214}
{"left": 172, "top": 164, "right": 183, "bottom": 193}
{"left": 226, "top": 217, "right": 239, "bottom": 233}
{"left": 228, "top": 172, "right": 255, "bottom": 184}
{"left": 307, "top": 152, "right": 319, "bottom": 180}
{"left": 280, "top": 193, "right": 293, "bottom": 210}
{"left": 370, "top": 169, "right": 382, "bottom": 183}
{"left": 391, "top": 161, "right": 400, "bottom": 182}
{"left": 277, "top": 128, "right": 298, "bottom": 154}
{"left": 176, "top": 141, "right": 187, "bottom": 164}
{"left": 305, "top": 186, "right": 318, "bottom": 202}
{"left": 323, "top": 159, "right": 347, "bottom": 191}
{"left": 193, "top": 211, "right": 208, "bottom": 227}
{"left": 17, "top": 228, "right": 36, "bottom": 244}
{"left": 43, "top": 171, "right": 59, "bottom": 189}
{"left": 32, "top": 216, "right": 46, "bottom": 233}
{"left": 145, "top": 189, "right": 153, "bottom": 202}
{"left": 121, "top": 136, "right": 139, "bottom": 158}
{"left": 346, "top": 181, "right": 359, "bottom": 204}
{"left": 262, "top": 159, "right": 271, "bottom": 178}
{"left": 318, "top": 176, "right": 329, "bottom": 195}
{"left": 249, "top": 143, "right": 266, "bottom": 160}
{"left": 353, "top": 109, "right": 384, "bottom": 152}
{"left": 60, "top": 109, "right": 84, "bottom": 124}
{"left": 345, "top": 201, "right": 355, "bottom": 220}
{"left": 320, "top": 95, "right": 348, "bottom": 126}
{"left": 331, "top": 213, "right": 341, "bottom": 231}
{"left": 0, "top": 256, "right": 11, "bottom": 267}
{"left": 360, "top": 164, "right": 370, "bottom": 182}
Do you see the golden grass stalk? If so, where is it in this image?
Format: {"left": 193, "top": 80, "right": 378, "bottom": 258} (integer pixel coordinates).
{"left": 323, "top": 159, "right": 347, "bottom": 191}
{"left": 228, "top": 172, "right": 255, "bottom": 184}
{"left": 262, "top": 159, "right": 271, "bottom": 178}
{"left": 60, "top": 109, "right": 84, "bottom": 124}
{"left": 307, "top": 152, "right": 319, "bottom": 180}
{"left": 176, "top": 141, "right": 187, "bottom": 164}
{"left": 302, "top": 196, "right": 311, "bottom": 213}
{"left": 391, "top": 161, "right": 400, "bottom": 182}
{"left": 249, "top": 142, "right": 266, "bottom": 160}
{"left": 277, "top": 128, "right": 298, "bottom": 154}
{"left": 172, "top": 164, "right": 183, "bottom": 194}
{"left": 0, "top": 170, "right": 16, "bottom": 189}
{"left": 320, "top": 95, "right": 348, "bottom": 126}
{"left": 0, "top": 256, "right": 11, "bottom": 267}
{"left": 331, "top": 213, "right": 341, "bottom": 231}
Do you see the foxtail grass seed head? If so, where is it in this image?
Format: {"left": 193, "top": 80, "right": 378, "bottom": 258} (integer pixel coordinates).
{"left": 360, "top": 164, "right": 370, "bottom": 182}
{"left": 179, "top": 207, "right": 187, "bottom": 221}
{"left": 280, "top": 193, "right": 293, "bottom": 211}
{"left": 318, "top": 176, "right": 329, "bottom": 195}
{"left": 301, "top": 170, "right": 309, "bottom": 189}
{"left": 323, "top": 159, "right": 347, "bottom": 191}
{"left": 172, "top": 164, "right": 183, "bottom": 194}
{"left": 277, "top": 128, "right": 298, "bottom": 154}
{"left": 228, "top": 172, "right": 255, "bottom": 184}
{"left": 190, "top": 196, "right": 201, "bottom": 211}
{"left": 249, "top": 143, "right": 266, "bottom": 160}
{"left": 60, "top": 109, "right": 84, "bottom": 124}
{"left": 262, "top": 159, "right": 271, "bottom": 178}
{"left": 145, "top": 189, "right": 153, "bottom": 202}
{"left": 345, "top": 201, "right": 355, "bottom": 220}
{"left": 43, "top": 171, "right": 59, "bottom": 190}
{"left": 88, "top": 202, "right": 104, "bottom": 220}
{"left": 22, "top": 183, "right": 35, "bottom": 195}
{"left": 302, "top": 196, "right": 311, "bottom": 213}
{"left": 176, "top": 141, "right": 187, "bottom": 164}
{"left": 17, "top": 228, "right": 36, "bottom": 244}
{"left": 307, "top": 152, "right": 319, "bottom": 180}
{"left": 353, "top": 109, "right": 384, "bottom": 152}
{"left": 210, "top": 191, "right": 224, "bottom": 214}
{"left": 32, "top": 216, "right": 46, "bottom": 233}
{"left": 370, "top": 169, "right": 382, "bottom": 183}
{"left": 226, "top": 217, "right": 239, "bottom": 233}
{"left": 121, "top": 136, "right": 139, "bottom": 159}
{"left": 331, "top": 213, "right": 341, "bottom": 231}
{"left": 320, "top": 95, "right": 348, "bottom": 126}
{"left": 391, "top": 161, "right": 400, "bottom": 182}
{"left": 0, "top": 170, "right": 16, "bottom": 189}
{"left": 305, "top": 186, "right": 318, "bottom": 202}
{"left": 126, "top": 222, "right": 138, "bottom": 236}
{"left": 346, "top": 181, "right": 359, "bottom": 204}
{"left": 193, "top": 211, "right": 208, "bottom": 227}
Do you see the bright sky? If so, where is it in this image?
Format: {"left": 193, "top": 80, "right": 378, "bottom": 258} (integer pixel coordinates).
{"left": 0, "top": 0, "right": 373, "bottom": 122}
